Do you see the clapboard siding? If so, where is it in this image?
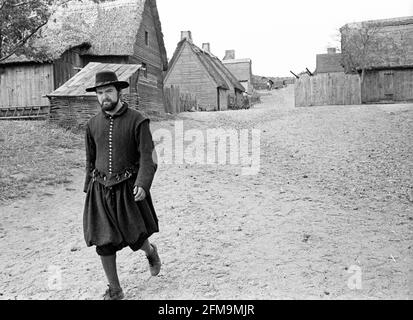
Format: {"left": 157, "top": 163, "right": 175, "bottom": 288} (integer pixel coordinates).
{"left": 126, "top": 0, "right": 165, "bottom": 113}
{"left": 0, "top": 63, "right": 54, "bottom": 107}
{"left": 133, "top": 0, "right": 163, "bottom": 69}
{"left": 223, "top": 60, "right": 253, "bottom": 94}
{"left": 223, "top": 61, "right": 251, "bottom": 81}
{"left": 165, "top": 42, "right": 219, "bottom": 110}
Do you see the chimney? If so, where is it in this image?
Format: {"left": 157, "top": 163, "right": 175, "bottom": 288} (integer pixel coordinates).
{"left": 327, "top": 47, "right": 336, "bottom": 54}
{"left": 202, "top": 43, "right": 211, "bottom": 53}
{"left": 223, "top": 50, "right": 235, "bottom": 60}
{"left": 181, "top": 31, "right": 193, "bottom": 43}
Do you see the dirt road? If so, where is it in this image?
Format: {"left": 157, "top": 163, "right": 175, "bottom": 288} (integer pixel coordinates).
{"left": 1, "top": 86, "right": 412, "bottom": 300}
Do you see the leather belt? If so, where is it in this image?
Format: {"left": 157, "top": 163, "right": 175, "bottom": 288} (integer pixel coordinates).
{"left": 91, "top": 167, "right": 138, "bottom": 188}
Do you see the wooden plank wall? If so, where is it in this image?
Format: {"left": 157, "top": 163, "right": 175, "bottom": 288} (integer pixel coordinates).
{"left": 129, "top": 0, "right": 165, "bottom": 114}
{"left": 224, "top": 62, "right": 252, "bottom": 93}
{"left": 218, "top": 89, "right": 228, "bottom": 111}
{"left": 134, "top": 0, "right": 163, "bottom": 70}
{"left": 0, "top": 64, "right": 54, "bottom": 107}
{"left": 295, "top": 73, "right": 361, "bottom": 107}
{"left": 163, "top": 86, "right": 198, "bottom": 113}
{"left": 53, "top": 49, "right": 83, "bottom": 89}
{"left": 362, "top": 69, "right": 413, "bottom": 103}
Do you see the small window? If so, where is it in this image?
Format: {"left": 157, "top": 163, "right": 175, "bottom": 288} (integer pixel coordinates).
{"left": 141, "top": 63, "right": 147, "bottom": 78}
{"left": 145, "top": 31, "right": 149, "bottom": 46}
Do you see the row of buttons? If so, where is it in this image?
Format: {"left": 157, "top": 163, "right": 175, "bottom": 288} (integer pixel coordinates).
{"left": 109, "top": 117, "right": 114, "bottom": 175}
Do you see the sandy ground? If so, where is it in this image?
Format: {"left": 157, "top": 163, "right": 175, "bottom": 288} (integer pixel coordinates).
{"left": 0, "top": 86, "right": 412, "bottom": 300}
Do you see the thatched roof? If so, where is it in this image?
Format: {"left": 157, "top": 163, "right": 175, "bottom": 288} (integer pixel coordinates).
{"left": 1, "top": 0, "right": 168, "bottom": 70}
{"left": 342, "top": 16, "right": 413, "bottom": 29}
{"left": 167, "top": 39, "right": 245, "bottom": 92}
{"left": 340, "top": 15, "right": 413, "bottom": 71}
{"left": 209, "top": 56, "right": 245, "bottom": 92}
{"left": 47, "top": 62, "right": 141, "bottom": 97}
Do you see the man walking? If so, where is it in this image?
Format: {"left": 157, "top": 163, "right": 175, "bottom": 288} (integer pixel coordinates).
{"left": 83, "top": 70, "right": 161, "bottom": 300}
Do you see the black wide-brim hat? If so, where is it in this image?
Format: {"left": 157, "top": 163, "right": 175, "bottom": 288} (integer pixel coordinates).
{"left": 85, "top": 70, "right": 130, "bottom": 92}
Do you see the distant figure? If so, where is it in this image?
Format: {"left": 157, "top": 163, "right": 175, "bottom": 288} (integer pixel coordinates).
{"left": 83, "top": 70, "right": 161, "bottom": 300}
{"left": 242, "top": 92, "right": 249, "bottom": 109}
{"left": 267, "top": 79, "right": 274, "bottom": 91}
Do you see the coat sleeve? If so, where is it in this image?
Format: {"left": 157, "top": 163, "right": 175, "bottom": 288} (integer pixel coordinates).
{"left": 134, "top": 119, "right": 157, "bottom": 194}
{"left": 83, "top": 124, "right": 96, "bottom": 193}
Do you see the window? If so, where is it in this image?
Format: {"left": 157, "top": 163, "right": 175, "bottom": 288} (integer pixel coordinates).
{"left": 141, "top": 63, "right": 147, "bottom": 78}
{"left": 145, "top": 31, "right": 149, "bottom": 46}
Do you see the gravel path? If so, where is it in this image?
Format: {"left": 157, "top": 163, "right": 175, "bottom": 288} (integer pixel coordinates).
{"left": 1, "top": 86, "right": 412, "bottom": 300}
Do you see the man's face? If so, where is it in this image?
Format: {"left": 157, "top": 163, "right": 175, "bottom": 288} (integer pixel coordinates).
{"left": 96, "top": 85, "right": 120, "bottom": 112}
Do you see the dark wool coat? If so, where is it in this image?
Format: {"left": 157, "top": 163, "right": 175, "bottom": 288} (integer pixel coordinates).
{"left": 83, "top": 103, "right": 159, "bottom": 248}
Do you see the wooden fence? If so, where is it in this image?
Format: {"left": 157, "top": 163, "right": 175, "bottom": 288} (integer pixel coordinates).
{"left": 295, "top": 73, "right": 361, "bottom": 107}
{"left": 0, "top": 105, "right": 50, "bottom": 120}
{"left": 163, "top": 86, "right": 198, "bottom": 114}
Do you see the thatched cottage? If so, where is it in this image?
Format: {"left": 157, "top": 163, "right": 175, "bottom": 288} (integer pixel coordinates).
{"left": 222, "top": 50, "right": 253, "bottom": 94}
{"left": 164, "top": 31, "right": 245, "bottom": 111}
{"left": 0, "top": 0, "right": 167, "bottom": 113}
{"left": 340, "top": 16, "right": 413, "bottom": 103}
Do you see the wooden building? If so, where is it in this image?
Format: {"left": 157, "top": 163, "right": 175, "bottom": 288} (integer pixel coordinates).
{"left": 222, "top": 50, "right": 253, "bottom": 94}
{"left": 47, "top": 62, "right": 141, "bottom": 128}
{"left": 314, "top": 48, "right": 344, "bottom": 74}
{"left": 0, "top": 44, "right": 89, "bottom": 108}
{"left": 340, "top": 16, "right": 413, "bottom": 103}
{"left": 0, "top": 0, "right": 168, "bottom": 113}
{"left": 164, "top": 32, "right": 245, "bottom": 111}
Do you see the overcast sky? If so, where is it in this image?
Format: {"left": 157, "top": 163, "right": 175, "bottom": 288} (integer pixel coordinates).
{"left": 156, "top": 0, "right": 413, "bottom": 77}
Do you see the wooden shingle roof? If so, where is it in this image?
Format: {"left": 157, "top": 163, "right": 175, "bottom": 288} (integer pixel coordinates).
{"left": 47, "top": 62, "right": 141, "bottom": 97}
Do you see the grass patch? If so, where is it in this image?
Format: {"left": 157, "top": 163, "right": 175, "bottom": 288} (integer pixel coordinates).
{"left": 0, "top": 121, "right": 84, "bottom": 204}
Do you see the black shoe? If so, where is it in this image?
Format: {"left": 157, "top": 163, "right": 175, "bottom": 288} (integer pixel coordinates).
{"left": 146, "top": 244, "right": 161, "bottom": 276}
{"left": 102, "top": 285, "right": 125, "bottom": 300}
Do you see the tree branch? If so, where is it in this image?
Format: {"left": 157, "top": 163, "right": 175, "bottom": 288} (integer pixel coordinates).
{"left": 0, "top": 0, "right": 7, "bottom": 11}
{"left": 0, "top": 20, "right": 47, "bottom": 63}
{"left": 10, "top": 2, "right": 34, "bottom": 7}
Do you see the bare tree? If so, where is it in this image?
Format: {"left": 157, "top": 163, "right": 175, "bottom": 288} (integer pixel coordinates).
{"left": 340, "top": 22, "right": 384, "bottom": 83}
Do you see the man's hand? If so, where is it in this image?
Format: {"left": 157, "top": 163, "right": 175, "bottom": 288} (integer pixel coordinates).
{"left": 133, "top": 186, "right": 146, "bottom": 202}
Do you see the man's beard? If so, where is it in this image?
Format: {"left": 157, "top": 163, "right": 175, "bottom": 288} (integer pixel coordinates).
{"left": 100, "top": 97, "right": 119, "bottom": 112}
